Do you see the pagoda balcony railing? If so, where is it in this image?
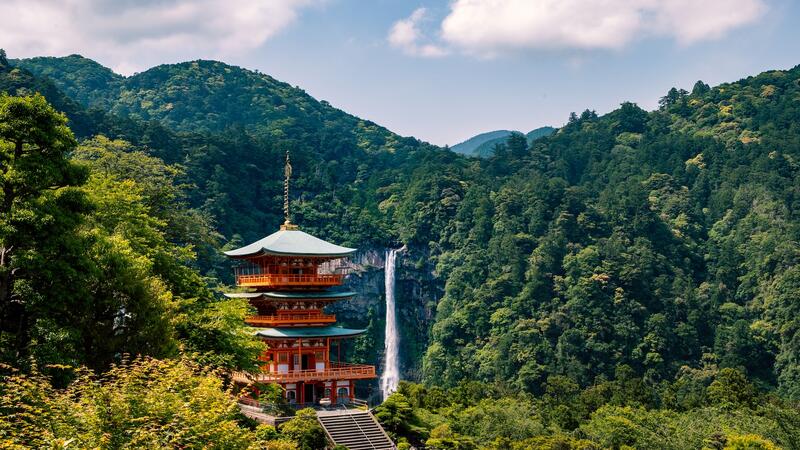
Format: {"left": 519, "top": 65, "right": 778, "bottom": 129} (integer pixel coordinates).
{"left": 245, "top": 313, "right": 337, "bottom": 326}
{"left": 232, "top": 362, "right": 376, "bottom": 384}
{"left": 236, "top": 273, "right": 344, "bottom": 288}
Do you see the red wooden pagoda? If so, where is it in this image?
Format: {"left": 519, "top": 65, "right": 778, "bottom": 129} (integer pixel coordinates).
{"left": 228, "top": 153, "right": 375, "bottom": 406}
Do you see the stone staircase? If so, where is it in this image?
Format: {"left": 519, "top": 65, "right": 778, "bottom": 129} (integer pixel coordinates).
{"left": 317, "top": 410, "right": 395, "bottom": 450}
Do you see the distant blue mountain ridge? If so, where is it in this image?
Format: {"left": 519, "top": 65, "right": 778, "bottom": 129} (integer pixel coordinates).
{"left": 450, "top": 126, "right": 556, "bottom": 157}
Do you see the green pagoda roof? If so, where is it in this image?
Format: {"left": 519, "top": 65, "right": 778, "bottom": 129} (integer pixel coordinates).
{"left": 224, "top": 291, "right": 356, "bottom": 300}
{"left": 254, "top": 325, "right": 366, "bottom": 339}
{"left": 224, "top": 228, "right": 356, "bottom": 258}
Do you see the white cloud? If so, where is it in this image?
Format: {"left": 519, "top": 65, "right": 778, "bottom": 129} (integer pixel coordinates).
{"left": 0, "top": 0, "right": 320, "bottom": 74}
{"left": 392, "top": 0, "right": 767, "bottom": 58}
{"left": 388, "top": 7, "right": 448, "bottom": 58}
{"left": 648, "top": 0, "right": 767, "bottom": 45}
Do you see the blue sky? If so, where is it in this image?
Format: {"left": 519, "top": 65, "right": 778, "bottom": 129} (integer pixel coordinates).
{"left": 2, "top": 0, "right": 799, "bottom": 145}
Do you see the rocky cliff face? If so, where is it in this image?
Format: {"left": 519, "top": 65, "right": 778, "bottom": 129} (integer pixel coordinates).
{"left": 331, "top": 245, "right": 441, "bottom": 384}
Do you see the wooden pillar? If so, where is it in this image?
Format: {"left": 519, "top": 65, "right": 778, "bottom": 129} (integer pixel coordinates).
{"left": 299, "top": 381, "right": 304, "bottom": 405}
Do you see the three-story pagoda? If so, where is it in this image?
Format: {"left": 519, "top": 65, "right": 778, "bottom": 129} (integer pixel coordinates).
{"left": 228, "top": 154, "right": 375, "bottom": 406}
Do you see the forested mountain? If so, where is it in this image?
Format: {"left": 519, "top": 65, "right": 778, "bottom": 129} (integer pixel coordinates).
{"left": 11, "top": 53, "right": 451, "bottom": 251}
{"left": 524, "top": 126, "right": 557, "bottom": 143}
{"left": 9, "top": 50, "right": 800, "bottom": 395}
{"left": 3, "top": 49, "right": 800, "bottom": 448}
{"left": 424, "top": 81, "right": 800, "bottom": 392}
{"left": 14, "top": 54, "right": 409, "bottom": 147}
{"left": 451, "top": 130, "right": 514, "bottom": 155}
{"left": 14, "top": 55, "right": 123, "bottom": 107}
{"left": 451, "top": 126, "right": 556, "bottom": 157}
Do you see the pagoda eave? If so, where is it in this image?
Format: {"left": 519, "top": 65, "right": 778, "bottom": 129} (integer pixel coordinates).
{"left": 223, "top": 228, "right": 356, "bottom": 258}
{"left": 224, "top": 291, "right": 356, "bottom": 300}
{"left": 225, "top": 250, "right": 355, "bottom": 259}
{"left": 253, "top": 326, "right": 367, "bottom": 339}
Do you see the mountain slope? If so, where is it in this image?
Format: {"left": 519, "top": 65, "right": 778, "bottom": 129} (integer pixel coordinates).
{"left": 423, "top": 66, "right": 800, "bottom": 396}
{"left": 1, "top": 53, "right": 182, "bottom": 152}
{"left": 452, "top": 126, "right": 556, "bottom": 157}
{"left": 15, "top": 56, "right": 415, "bottom": 154}
{"left": 525, "top": 125, "right": 557, "bottom": 141}
{"left": 474, "top": 126, "right": 556, "bottom": 157}
{"left": 12, "top": 54, "right": 123, "bottom": 107}
{"left": 451, "top": 129, "right": 514, "bottom": 155}
{"left": 9, "top": 54, "right": 448, "bottom": 245}
{"left": 0, "top": 52, "right": 104, "bottom": 138}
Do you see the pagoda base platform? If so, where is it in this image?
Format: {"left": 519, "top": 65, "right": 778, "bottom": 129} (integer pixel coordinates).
{"left": 237, "top": 397, "right": 370, "bottom": 425}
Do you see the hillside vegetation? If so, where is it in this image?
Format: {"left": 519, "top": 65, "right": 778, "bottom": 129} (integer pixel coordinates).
{"left": 3, "top": 49, "right": 800, "bottom": 448}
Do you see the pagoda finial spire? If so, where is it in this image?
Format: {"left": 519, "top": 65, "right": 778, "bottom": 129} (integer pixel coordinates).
{"left": 281, "top": 150, "right": 298, "bottom": 230}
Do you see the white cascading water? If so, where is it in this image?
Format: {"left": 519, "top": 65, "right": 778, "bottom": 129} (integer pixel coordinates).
{"left": 380, "top": 248, "right": 401, "bottom": 401}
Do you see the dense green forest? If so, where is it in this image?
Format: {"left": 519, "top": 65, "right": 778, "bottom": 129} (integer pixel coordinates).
{"left": 2, "top": 48, "right": 800, "bottom": 448}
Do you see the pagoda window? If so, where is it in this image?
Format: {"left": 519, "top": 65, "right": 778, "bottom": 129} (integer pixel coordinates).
{"left": 233, "top": 262, "right": 262, "bottom": 276}
{"left": 286, "top": 390, "right": 296, "bottom": 403}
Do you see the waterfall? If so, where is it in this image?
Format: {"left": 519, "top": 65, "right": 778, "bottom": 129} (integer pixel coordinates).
{"left": 380, "top": 247, "right": 402, "bottom": 401}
